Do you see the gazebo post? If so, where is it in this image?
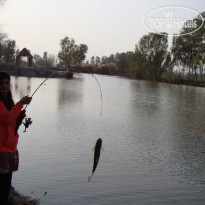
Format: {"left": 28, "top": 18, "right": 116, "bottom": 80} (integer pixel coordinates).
{"left": 28, "top": 56, "right": 33, "bottom": 67}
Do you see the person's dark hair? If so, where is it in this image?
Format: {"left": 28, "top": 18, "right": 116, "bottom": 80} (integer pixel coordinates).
{"left": 0, "top": 71, "right": 10, "bottom": 81}
{"left": 0, "top": 72, "right": 14, "bottom": 110}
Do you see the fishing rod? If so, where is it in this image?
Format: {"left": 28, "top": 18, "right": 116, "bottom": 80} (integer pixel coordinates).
{"left": 24, "top": 70, "right": 59, "bottom": 110}
{"left": 16, "top": 68, "right": 103, "bottom": 134}
{"left": 85, "top": 69, "right": 103, "bottom": 116}
{"left": 15, "top": 71, "right": 59, "bottom": 134}
{"left": 29, "top": 68, "right": 103, "bottom": 114}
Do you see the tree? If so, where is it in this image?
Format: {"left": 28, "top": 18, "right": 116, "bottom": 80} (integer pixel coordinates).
{"left": 43, "top": 51, "right": 48, "bottom": 64}
{"left": 33, "top": 54, "right": 45, "bottom": 66}
{"left": 58, "top": 37, "right": 76, "bottom": 70}
{"left": 0, "top": 32, "right": 7, "bottom": 42}
{"left": 101, "top": 56, "right": 107, "bottom": 64}
{"left": 3, "top": 40, "right": 16, "bottom": 64}
{"left": 171, "top": 12, "right": 205, "bottom": 80}
{"left": 58, "top": 37, "right": 88, "bottom": 70}
{"left": 171, "top": 31, "right": 197, "bottom": 78}
{"left": 0, "top": 32, "right": 16, "bottom": 64}
{"left": 0, "top": 32, "right": 7, "bottom": 63}
{"left": 95, "top": 56, "right": 101, "bottom": 66}
{"left": 73, "top": 44, "right": 88, "bottom": 65}
{"left": 90, "top": 56, "right": 95, "bottom": 65}
{"left": 127, "top": 49, "right": 145, "bottom": 78}
{"left": 47, "top": 54, "right": 57, "bottom": 67}
{"left": 191, "top": 12, "right": 205, "bottom": 80}
{"left": 33, "top": 52, "right": 56, "bottom": 67}
{"left": 90, "top": 56, "right": 101, "bottom": 69}
{"left": 115, "top": 52, "right": 134, "bottom": 74}
{"left": 133, "top": 32, "right": 169, "bottom": 80}
{"left": 0, "top": 0, "right": 6, "bottom": 6}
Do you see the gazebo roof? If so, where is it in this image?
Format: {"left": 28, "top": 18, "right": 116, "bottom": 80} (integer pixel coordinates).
{"left": 17, "top": 48, "right": 33, "bottom": 57}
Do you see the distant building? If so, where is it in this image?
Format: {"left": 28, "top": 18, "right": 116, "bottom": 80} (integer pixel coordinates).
{"left": 16, "top": 48, "right": 33, "bottom": 67}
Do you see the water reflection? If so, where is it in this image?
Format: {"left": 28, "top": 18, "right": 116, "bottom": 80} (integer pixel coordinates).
{"left": 129, "top": 80, "right": 205, "bottom": 185}
{"left": 57, "top": 76, "right": 83, "bottom": 109}
{"left": 27, "top": 78, "right": 31, "bottom": 94}
{"left": 13, "top": 76, "right": 31, "bottom": 96}
{"left": 10, "top": 75, "right": 205, "bottom": 205}
{"left": 14, "top": 76, "right": 19, "bottom": 91}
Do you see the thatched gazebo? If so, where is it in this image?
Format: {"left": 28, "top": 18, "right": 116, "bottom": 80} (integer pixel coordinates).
{"left": 16, "top": 48, "right": 33, "bottom": 67}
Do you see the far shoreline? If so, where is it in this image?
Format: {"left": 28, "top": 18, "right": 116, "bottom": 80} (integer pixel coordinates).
{"left": 0, "top": 66, "right": 204, "bottom": 89}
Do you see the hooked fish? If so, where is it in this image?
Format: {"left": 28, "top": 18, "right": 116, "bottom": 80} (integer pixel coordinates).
{"left": 88, "top": 138, "right": 104, "bottom": 182}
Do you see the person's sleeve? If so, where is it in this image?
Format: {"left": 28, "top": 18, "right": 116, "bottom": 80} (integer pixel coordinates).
{"left": 0, "top": 102, "right": 23, "bottom": 124}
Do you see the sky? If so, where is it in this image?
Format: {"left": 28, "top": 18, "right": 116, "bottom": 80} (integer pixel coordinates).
{"left": 0, "top": 0, "right": 205, "bottom": 60}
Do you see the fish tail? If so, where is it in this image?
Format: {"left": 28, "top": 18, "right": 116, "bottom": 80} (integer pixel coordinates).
{"left": 88, "top": 174, "right": 93, "bottom": 182}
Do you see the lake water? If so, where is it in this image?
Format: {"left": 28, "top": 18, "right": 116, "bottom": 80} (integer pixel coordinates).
{"left": 10, "top": 73, "right": 205, "bottom": 205}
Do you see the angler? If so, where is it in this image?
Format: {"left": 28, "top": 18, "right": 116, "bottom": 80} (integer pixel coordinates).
{"left": 88, "top": 138, "right": 104, "bottom": 182}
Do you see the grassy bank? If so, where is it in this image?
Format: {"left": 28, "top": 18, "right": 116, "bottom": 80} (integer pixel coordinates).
{"left": 160, "top": 72, "right": 205, "bottom": 87}
{"left": 77, "top": 65, "right": 205, "bottom": 88}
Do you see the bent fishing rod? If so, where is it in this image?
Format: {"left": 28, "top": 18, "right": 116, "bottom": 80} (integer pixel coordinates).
{"left": 25, "top": 69, "right": 103, "bottom": 113}
{"left": 16, "top": 69, "right": 103, "bottom": 134}
{"left": 86, "top": 69, "right": 103, "bottom": 116}
{"left": 71, "top": 67, "right": 103, "bottom": 115}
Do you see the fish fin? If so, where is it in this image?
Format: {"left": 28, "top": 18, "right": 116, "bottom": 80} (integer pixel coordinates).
{"left": 101, "top": 146, "right": 104, "bottom": 151}
{"left": 92, "top": 146, "right": 96, "bottom": 151}
{"left": 88, "top": 175, "right": 92, "bottom": 182}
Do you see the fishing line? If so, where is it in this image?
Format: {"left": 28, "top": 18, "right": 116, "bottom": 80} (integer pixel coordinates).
{"left": 71, "top": 67, "right": 103, "bottom": 115}
{"left": 70, "top": 68, "right": 105, "bottom": 181}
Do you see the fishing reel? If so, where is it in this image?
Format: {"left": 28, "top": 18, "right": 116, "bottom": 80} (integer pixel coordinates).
{"left": 23, "top": 117, "right": 33, "bottom": 132}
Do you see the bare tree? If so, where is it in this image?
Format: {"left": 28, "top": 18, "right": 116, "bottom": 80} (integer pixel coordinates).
{"left": 0, "top": 0, "right": 6, "bottom": 6}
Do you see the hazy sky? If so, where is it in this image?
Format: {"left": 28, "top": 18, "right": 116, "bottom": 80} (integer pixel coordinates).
{"left": 0, "top": 0, "right": 205, "bottom": 60}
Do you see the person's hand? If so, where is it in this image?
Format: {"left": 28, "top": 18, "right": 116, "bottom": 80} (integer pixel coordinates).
{"left": 19, "top": 96, "right": 32, "bottom": 105}
{"left": 20, "top": 109, "right": 26, "bottom": 119}
{"left": 17, "top": 109, "right": 26, "bottom": 124}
